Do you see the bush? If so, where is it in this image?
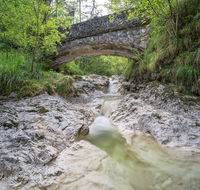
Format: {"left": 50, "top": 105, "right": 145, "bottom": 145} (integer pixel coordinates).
{"left": 0, "top": 50, "right": 74, "bottom": 98}
{"left": 0, "top": 51, "right": 30, "bottom": 95}
{"left": 56, "top": 76, "right": 74, "bottom": 98}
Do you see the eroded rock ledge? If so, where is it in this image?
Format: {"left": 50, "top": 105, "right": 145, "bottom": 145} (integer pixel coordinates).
{"left": 110, "top": 81, "right": 200, "bottom": 160}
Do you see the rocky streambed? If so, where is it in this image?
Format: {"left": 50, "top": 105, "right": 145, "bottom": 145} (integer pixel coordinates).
{"left": 0, "top": 74, "right": 200, "bottom": 190}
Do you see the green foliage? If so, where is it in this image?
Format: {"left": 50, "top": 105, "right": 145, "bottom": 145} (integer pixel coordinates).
{"left": 17, "top": 83, "right": 42, "bottom": 98}
{"left": 175, "top": 65, "right": 199, "bottom": 94}
{"left": 70, "top": 56, "right": 127, "bottom": 77}
{"left": 0, "top": 51, "right": 30, "bottom": 95}
{"left": 0, "top": 51, "right": 74, "bottom": 98}
{"left": 44, "top": 82, "right": 55, "bottom": 95}
{"left": 176, "top": 65, "right": 198, "bottom": 85}
{"left": 0, "top": 0, "right": 72, "bottom": 72}
{"left": 123, "top": 59, "right": 135, "bottom": 81}
{"left": 0, "top": 0, "right": 77, "bottom": 98}
{"left": 105, "top": 0, "right": 136, "bottom": 13}
{"left": 56, "top": 76, "right": 74, "bottom": 98}
{"left": 131, "top": 0, "right": 200, "bottom": 95}
{"left": 106, "top": 0, "right": 200, "bottom": 95}
{"left": 158, "top": 67, "right": 173, "bottom": 83}
{"left": 60, "top": 61, "right": 84, "bottom": 75}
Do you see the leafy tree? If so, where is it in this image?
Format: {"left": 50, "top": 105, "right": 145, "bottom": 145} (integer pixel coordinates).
{"left": 0, "top": 0, "right": 72, "bottom": 72}
{"left": 105, "top": 0, "right": 136, "bottom": 12}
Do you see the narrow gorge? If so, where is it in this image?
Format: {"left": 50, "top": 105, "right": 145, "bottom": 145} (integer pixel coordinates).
{"left": 0, "top": 74, "right": 200, "bottom": 190}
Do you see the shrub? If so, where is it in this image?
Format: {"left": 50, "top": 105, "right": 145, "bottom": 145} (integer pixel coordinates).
{"left": 56, "top": 76, "right": 74, "bottom": 97}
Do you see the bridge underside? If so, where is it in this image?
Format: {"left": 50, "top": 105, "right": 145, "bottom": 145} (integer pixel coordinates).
{"left": 49, "top": 27, "right": 148, "bottom": 70}
{"left": 50, "top": 44, "right": 138, "bottom": 70}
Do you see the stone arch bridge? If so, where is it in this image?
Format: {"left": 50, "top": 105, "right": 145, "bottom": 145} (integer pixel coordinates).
{"left": 50, "top": 9, "right": 149, "bottom": 70}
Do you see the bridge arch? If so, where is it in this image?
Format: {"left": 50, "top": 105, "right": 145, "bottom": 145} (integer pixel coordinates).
{"left": 49, "top": 9, "right": 149, "bottom": 70}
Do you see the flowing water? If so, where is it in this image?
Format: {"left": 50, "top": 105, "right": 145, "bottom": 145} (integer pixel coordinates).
{"left": 107, "top": 78, "right": 114, "bottom": 94}
{"left": 83, "top": 82, "right": 200, "bottom": 190}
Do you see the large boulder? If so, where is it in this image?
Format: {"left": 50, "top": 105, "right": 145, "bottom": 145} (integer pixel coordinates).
{"left": 68, "top": 74, "right": 109, "bottom": 104}
{"left": 82, "top": 74, "right": 109, "bottom": 94}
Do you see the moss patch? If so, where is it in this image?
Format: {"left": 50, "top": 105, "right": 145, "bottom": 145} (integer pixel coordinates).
{"left": 151, "top": 81, "right": 160, "bottom": 88}
{"left": 35, "top": 133, "right": 45, "bottom": 140}
{"left": 39, "top": 107, "right": 49, "bottom": 114}
{"left": 134, "top": 95, "right": 139, "bottom": 99}
{"left": 3, "top": 121, "right": 19, "bottom": 129}
{"left": 55, "top": 116, "right": 62, "bottom": 122}
{"left": 155, "top": 113, "right": 162, "bottom": 120}
{"left": 27, "top": 110, "right": 37, "bottom": 113}
{"left": 30, "top": 104, "right": 38, "bottom": 107}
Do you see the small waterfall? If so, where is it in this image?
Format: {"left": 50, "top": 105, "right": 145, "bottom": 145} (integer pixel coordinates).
{"left": 100, "top": 98, "right": 122, "bottom": 117}
{"left": 107, "top": 78, "right": 114, "bottom": 94}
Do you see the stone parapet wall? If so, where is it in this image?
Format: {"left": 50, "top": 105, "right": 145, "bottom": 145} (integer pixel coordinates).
{"left": 61, "top": 27, "right": 149, "bottom": 50}
{"left": 59, "top": 8, "right": 148, "bottom": 42}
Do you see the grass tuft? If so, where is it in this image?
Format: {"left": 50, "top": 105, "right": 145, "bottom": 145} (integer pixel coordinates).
{"left": 56, "top": 76, "right": 74, "bottom": 98}
{"left": 0, "top": 51, "right": 74, "bottom": 98}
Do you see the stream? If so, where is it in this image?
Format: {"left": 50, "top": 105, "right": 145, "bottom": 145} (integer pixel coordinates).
{"left": 82, "top": 79, "right": 200, "bottom": 190}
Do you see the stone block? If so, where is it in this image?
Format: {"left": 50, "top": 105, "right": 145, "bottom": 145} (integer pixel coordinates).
{"left": 140, "top": 29, "right": 146, "bottom": 33}
{"left": 140, "top": 41, "right": 147, "bottom": 49}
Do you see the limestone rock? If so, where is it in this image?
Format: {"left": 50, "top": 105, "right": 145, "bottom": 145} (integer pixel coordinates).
{"left": 68, "top": 74, "right": 109, "bottom": 104}
{"left": 0, "top": 94, "right": 95, "bottom": 189}
{"left": 109, "top": 81, "right": 200, "bottom": 158}
{"left": 82, "top": 74, "right": 109, "bottom": 94}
